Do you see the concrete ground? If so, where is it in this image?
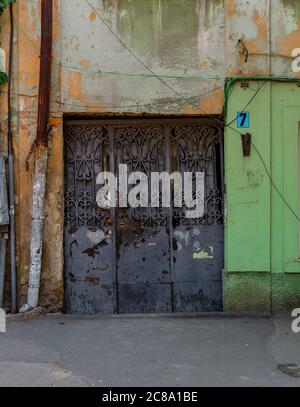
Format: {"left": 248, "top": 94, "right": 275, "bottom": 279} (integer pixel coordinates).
{"left": 0, "top": 314, "right": 299, "bottom": 387}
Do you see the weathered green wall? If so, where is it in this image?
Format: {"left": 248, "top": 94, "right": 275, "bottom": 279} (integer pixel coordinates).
{"left": 224, "top": 81, "right": 300, "bottom": 312}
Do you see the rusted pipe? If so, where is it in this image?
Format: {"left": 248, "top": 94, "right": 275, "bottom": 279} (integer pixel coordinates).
{"left": 7, "top": 1, "right": 17, "bottom": 313}
{"left": 0, "top": 155, "right": 9, "bottom": 307}
{"left": 0, "top": 234, "right": 7, "bottom": 308}
{"left": 36, "top": 0, "right": 53, "bottom": 144}
{"left": 20, "top": 0, "right": 53, "bottom": 313}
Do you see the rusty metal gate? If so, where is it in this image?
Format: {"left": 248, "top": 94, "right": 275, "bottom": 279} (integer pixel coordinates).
{"left": 64, "top": 118, "right": 224, "bottom": 314}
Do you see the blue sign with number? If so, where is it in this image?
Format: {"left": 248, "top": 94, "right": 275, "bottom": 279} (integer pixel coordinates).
{"left": 237, "top": 112, "right": 250, "bottom": 128}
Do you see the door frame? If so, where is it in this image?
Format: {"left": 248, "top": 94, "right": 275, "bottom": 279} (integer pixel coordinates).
{"left": 63, "top": 115, "right": 225, "bottom": 314}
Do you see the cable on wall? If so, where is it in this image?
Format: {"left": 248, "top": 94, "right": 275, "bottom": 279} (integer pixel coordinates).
{"left": 86, "top": 0, "right": 300, "bottom": 223}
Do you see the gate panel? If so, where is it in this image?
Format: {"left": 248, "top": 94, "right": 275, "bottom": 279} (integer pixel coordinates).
{"left": 170, "top": 123, "right": 224, "bottom": 311}
{"left": 114, "top": 125, "right": 173, "bottom": 313}
{"left": 173, "top": 225, "right": 223, "bottom": 312}
{"left": 64, "top": 123, "right": 115, "bottom": 314}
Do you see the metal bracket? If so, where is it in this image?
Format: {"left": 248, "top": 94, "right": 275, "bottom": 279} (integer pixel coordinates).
{"left": 241, "top": 133, "right": 252, "bottom": 157}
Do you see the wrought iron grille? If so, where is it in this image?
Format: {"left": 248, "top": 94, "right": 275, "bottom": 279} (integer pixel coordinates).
{"left": 64, "top": 119, "right": 224, "bottom": 228}
{"left": 170, "top": 123, "right": 223, "bottom": 226}
{"left": 64, "top": 123, "right": 110, "bottom": 228}
{"left": 114, "top": 124, "right": 168, "bottom": 227}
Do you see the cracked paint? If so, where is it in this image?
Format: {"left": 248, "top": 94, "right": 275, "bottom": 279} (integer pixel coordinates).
{"left": 193, "top": 245, "right": 214, "bottom": 260}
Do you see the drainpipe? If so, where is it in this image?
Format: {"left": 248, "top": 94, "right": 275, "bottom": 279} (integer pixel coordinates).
{"left": 19, "top": 0, "right": 53, "bottom": 313}
{"left": 0, "top": 156, "right": 9, "bottom": 307}
{"left": 0, "top": 234, "right": 7, "bottom": 307}
{"left": 7, "top": 1, "right": 17, "bottom": 313}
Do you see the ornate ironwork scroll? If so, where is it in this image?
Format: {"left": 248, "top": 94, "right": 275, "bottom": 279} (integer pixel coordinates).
{"left": 169, "top": 122, "right": 223, "bottom": 226}
{"left": 64, "top": 119, "right": 224, "bottom": 228}
{"left": 64, "top": 123, "right": 110, "bottom": 228}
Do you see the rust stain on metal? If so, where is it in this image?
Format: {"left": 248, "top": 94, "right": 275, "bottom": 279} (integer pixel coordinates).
{"left": 82, "top": 240, "right": 109, "bottom": 258}
{"left": 37, "top": 0, "right": 53, "bottom": 144}
{"left": 68, "top": 226, "right": 78, "bottom": 235}
{"left": 85, "top": 276, "right": 100, "bottom": 285}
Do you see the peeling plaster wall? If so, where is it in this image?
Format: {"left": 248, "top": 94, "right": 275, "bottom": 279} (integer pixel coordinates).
{"left": 0, "top": 0, "right": 63, "bottom": 310}
{"left": 60, "top": 0, "right": 226, "bottom": 114}
{"left": 0, "top": 0, "right": 299, "bottom": 310}
{"left": 59, "top": 0, "right": 300, "bottom": 116}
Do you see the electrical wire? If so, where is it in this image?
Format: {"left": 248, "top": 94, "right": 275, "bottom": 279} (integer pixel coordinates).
{"left": 0, "top": 85, "right": 225, "bottom": 110}
{"left": 54, "top": 60, "right": 224, "bottom": 82}
{"left": 251, "top": 142, "right": 300, "bottom": 222}
{"left": 16, "top": 20, "right": 225, "bottom": 82}
{"left": 86, "top": 0, "right": 300, "bottom": 223}
{"left": 2, "top": 1, "right": 298, "bottom": 223}
{"left": 86, "top": 1, "right": 222, "bottom": 117}
{"left": 225, "top": 81, "right": 267, "bottom": 127}
{"left": 86, "top": 0, "right": 234, "bottom": 137}
{"left": 56, "top": 87, "right": 224, "bottom": 109}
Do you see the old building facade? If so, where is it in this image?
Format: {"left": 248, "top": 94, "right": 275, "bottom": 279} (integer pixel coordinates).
{"left": 0, "top": 0, "right": 300, "bottom": 313}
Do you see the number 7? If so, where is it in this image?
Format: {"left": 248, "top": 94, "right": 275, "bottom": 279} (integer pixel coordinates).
{"left": 239, "top": 112, "right": 247, "bottom": 127}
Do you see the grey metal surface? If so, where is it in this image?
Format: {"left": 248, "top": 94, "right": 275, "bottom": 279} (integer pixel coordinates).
{"left": 173, "top": 225, "right": 223, "bottom": 312}
{"left": 64, "top": 123, "right": 115, "bottom": 314}
{"left": 114, "top": 122, "right": 172, "bottom": 313}
{"left": 170, "top": 121, "right": 224, "bottom": 312}
{"left": 0, "top": 156, "right": 8, "bottom": 308}
{"left": 117, "top": 226, "right": 172, "bottom": 313}
{"left": 64, "top": 226, "right": 114, "bottom": 314}
{"left": 0, "top": 234, "right": 7, "bottom": 307}
{"left": 64, "top": 118, "right": 224, "bottom": 314}
{"left": 0, "top": 156, "right": 9, "bottom": 226}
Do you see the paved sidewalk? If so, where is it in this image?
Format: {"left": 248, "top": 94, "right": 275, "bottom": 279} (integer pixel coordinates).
{"left": 0, "top": 314, "right": 299, "bottom": 387}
